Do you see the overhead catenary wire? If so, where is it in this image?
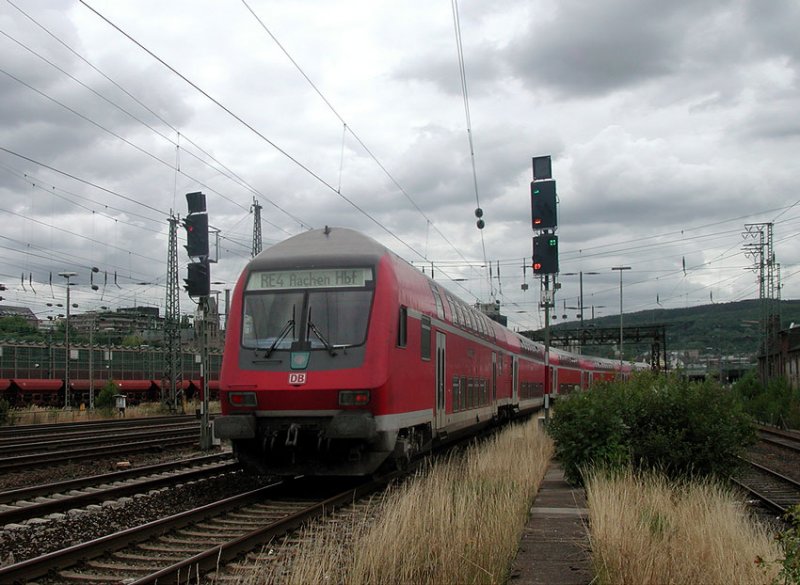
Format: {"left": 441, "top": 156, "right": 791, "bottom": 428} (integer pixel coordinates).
{"left": 3, "top": 3, "right": 795, "bottom": 324}
{"left": 240, "top": 0, "right": 482, "bottom": 276}
{"left": 78, "top": 1, "right": 430, "bottom": 266}
{"left": 4, "top": 0, "right": 304, "bottom": 234}
{"left": 73, "top": 1, "right": 486, "bottom": 303}
{"left": 1, "top": 5, "right": 496, "bottom": 312}
{"left": 451, "top": 0, "right": 491, "bottom": 296}
{"left": 0, "top": 66, "right": 276, "bottom": 227}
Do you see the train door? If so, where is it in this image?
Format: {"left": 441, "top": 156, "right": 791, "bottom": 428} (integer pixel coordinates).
{"left": 512, "top": 356, "right": 519, "bottom": 404}
{"left": 491, "top": 352, "right": 497, "bottom": 401}
{"left": 435, "top": 332, "right": 446, "bottom": 429}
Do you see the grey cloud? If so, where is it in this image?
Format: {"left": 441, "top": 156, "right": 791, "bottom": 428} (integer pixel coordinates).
{"left": 503, "top": 0, "right": 708, "bottom": 96}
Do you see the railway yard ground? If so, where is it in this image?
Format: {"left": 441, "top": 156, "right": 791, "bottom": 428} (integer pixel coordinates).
{"left": 0, "top": 415, "right": 798, "bottom": 584}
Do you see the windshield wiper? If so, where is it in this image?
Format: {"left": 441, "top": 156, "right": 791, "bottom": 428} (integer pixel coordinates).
{"left": 307, "top": 307, "right": 337, "bottom": 356}
{"left": 265, "top": 306, "right": 296, "bottom": 358}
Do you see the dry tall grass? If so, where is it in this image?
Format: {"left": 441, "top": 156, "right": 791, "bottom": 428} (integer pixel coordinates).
{"left": 235, "top": 419, "right": 554, "bottom": 585}
{"left": 586, "top": 469, "right": 781, "bottom": 585}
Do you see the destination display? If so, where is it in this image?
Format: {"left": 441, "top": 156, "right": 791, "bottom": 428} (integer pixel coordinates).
{"left": 246, "top": 268, "right": 373, "bottom": 291}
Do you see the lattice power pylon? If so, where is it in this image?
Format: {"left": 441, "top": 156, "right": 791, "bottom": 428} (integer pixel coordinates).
{"left": 251, "top": 198, "right": 263, "bottom": 257}
{"left": 164, "top": 214, "right": 181, "bottom": 412}
{"left": 742, "top": 222, "right": 781, "bottom": 379}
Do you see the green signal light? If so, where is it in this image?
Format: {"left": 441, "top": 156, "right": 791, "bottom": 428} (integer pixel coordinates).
{"left": 548, "top": 238, "right": 557, "bottom": 246}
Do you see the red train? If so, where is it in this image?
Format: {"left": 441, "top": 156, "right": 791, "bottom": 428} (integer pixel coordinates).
{"left": 216, "top": 227, "right": 644, "bottom": 476}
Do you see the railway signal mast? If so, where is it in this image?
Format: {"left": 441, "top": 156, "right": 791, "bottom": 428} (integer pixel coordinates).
{"left": 530, "top": 155, "right": 559, "bottom": 423}
{"left": 183, "top": 192, "right": 213, "bottom": 450}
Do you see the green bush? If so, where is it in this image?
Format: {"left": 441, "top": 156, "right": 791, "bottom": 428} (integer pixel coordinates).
{"left": 545, "top": 381, "right": 628, "bottom": 484}
{"left": 95, "top": 380, "right": 117, "bottom": 412}
{"left": 0, "top": 397, "right": 8, "bottom": 426}
{"left": 548, "top": 372, "right": 755, "bottom": 485}
{"left": 733, "top": 372, "right": 800, "bottom": 429}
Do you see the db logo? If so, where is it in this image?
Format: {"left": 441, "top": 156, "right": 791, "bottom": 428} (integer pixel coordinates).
{"left": 288, "top": 373, "right": 307, "bottom": 386}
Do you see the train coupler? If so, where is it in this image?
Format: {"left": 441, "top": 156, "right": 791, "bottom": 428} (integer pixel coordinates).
{"left": 285, "top": 423, "right": 300, "bottom": 447}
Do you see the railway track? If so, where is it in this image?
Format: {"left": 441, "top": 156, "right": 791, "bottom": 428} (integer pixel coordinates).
{"left": 0, "top": 475, "right": 392, "bottom": 584}
{"left": 0, "top": 418, "right": 202, "bottom": 472}
{"left": 732, "top": 459, "right": 800, "bottom": 514}
{"left": 0, "top": 415, "right": 194, "bottom": 439}
{"left": 733, "top": 427, "right": 800, "bottom": 515}
{"left": 0, "top": 453, "right": 237, "bottom": 526}
{"left": 756, "top": 425, "right": 800, "bottom": 453}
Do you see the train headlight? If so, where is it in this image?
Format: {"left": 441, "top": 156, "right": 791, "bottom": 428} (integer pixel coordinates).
{"left": 338, "top": 390, "right": 370, "bottom": 406}
{"left": 228, "top": 391, "right": 257, "bottom": 408}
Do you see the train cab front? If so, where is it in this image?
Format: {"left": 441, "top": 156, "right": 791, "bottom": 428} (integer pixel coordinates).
{"left": 215, "top": 260, "right": 396, "bottom": 476}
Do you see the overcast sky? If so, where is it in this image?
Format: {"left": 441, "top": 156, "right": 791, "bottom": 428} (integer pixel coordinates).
{"left": 1, "top": 0, "right": 798, "bottom": 332}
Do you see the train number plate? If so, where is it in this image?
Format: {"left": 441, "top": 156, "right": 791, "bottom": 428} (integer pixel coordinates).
{"left": 288, "top": 373, "right": 307, "bottom": 386}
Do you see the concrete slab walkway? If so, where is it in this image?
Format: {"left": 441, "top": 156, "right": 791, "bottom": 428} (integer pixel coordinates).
{"left": 509, "top": 462, "right": 593, "bottom": 585}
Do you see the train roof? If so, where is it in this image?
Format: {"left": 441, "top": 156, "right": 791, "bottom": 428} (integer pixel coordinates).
{"left": 250, "top": 227, "right": 388, "bottom": 270}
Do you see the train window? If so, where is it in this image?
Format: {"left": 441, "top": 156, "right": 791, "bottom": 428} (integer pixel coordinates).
{"left": 430, "top": 285, "right": 445, "bottom": 320}
{"left": 307, "top": 290, "right": 373, "bottom": 347}
{"left": 460, "top": 376, "right": 467, "bottom": 410}
{"left": 445, "top": 295, "right": 457, "bottom": 325}
{"left": 242, "top": 291, "right": 304, "bottom": 350}
{"left": 467, "top": 378, "right": 474, "bottom": 408}
{"left": 454, "top": 302, "right": 465, "bottom": 327}
{"left": 397, "top": 306, "right": 408, "bottom": 348}
{"left": 452, "top": 376, "right": 460, "bottom": 411}
{"left": 420, "top": 315, "right": 431, "bottom": 360}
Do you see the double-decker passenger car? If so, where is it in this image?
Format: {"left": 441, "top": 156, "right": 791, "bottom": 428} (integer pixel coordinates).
{"left": 216, "top": 227, "right": 644, "bottom": 476}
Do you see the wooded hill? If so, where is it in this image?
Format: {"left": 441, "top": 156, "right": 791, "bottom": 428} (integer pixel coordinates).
{"left": 526, "top": 299, "right": 800, "bottom": 361}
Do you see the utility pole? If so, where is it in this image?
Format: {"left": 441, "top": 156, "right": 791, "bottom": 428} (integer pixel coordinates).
{"left": 611, "top": 266, "right": 631, "bottom": 369}
{"left": 742, "top": 222, "right": 779, "bottom": 382}
{"left": 199, "top": 295, "right": 212, "bottom": 450}
{"left": 542, "top": 275, "right": 553, "bottom": 423}
{"left": 58, "top": 271, "right": 76, "bottom": 408}
{"left": 165, "top": 214, "right": 181, "bottom": 413}
{"left": 183, "top": 192, "right": 212, "bottom": 450}
{"left": 251, "top": 198, "right": 263, "bottom": 257}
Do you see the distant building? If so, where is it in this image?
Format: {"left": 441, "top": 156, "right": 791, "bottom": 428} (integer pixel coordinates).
{"left": 70, "top": 307, "right": 163, "bottom": 343}
{"left": 0, "top": 305, "right": 39, "bottom": 328}
{"left": 769, "top": 325, "right": 800, "bottom": 390}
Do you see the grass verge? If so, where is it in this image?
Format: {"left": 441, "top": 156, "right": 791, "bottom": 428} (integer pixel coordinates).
{"left": 2, "top": 400, "right": 219, "bottom": 425}
{"left": 235, "top": 418, "right": 554, "bottom": 585}
{"left": 585, "top": 468, "right": 781, "bottom": 585}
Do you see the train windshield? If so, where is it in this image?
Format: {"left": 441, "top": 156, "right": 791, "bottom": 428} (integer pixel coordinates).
{"left": 242, "top": 292, "right": 303, "bottom": 350}
{"left": 306, "top": 290, "right": 372, "bottom": 348}
{"left": 242, "top": 267, "right": 374, "bottom": 351}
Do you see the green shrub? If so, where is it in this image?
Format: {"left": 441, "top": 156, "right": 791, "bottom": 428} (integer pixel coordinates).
{"left": 548, "top": 372, "right": 755, "bottom": 485}
{"left": 545, "top": 381, "right": 628, "bottom": 484}
{"left": 95, "top": 380, "right": 117, "bottom": 412}
{"left": 0, "top": 397, "right": 8, "bottom": 426}
{"left": 760, "top": 504, "right": 800, "bottom": 585}
{"left": 734, "top": 372, "right": 800, "bottom": 429}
